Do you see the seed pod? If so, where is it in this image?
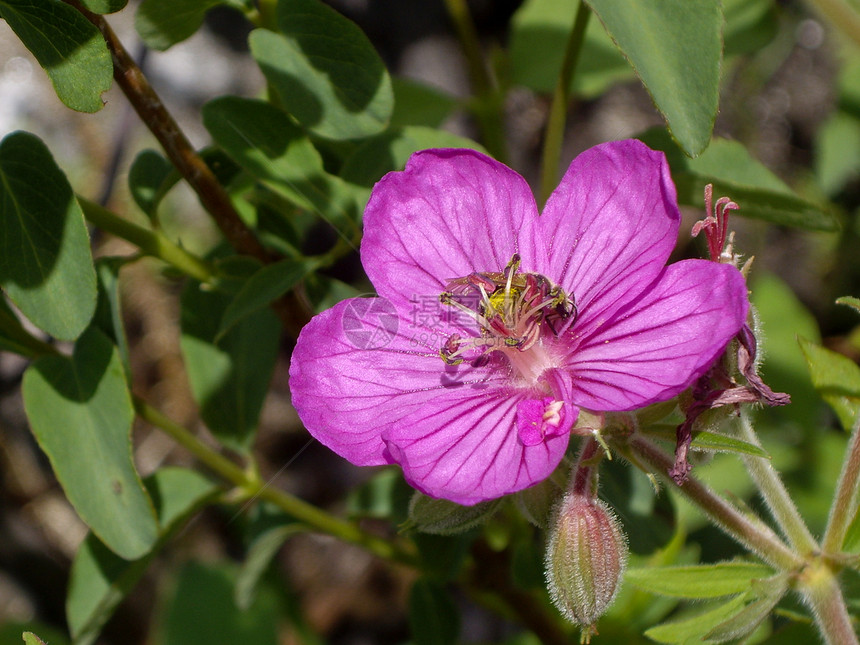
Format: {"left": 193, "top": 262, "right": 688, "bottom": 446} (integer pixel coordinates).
{"left": 544, "top": 493, "right": 628, "bottom": 631}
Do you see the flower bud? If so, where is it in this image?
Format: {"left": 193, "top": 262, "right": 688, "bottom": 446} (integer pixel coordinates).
{"left": 544, "top": 493, "right": 628, "bottom": 633}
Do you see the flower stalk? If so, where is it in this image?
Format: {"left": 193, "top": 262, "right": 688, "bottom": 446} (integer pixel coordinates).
{"left": 798, "top": 558, "right": 860, "bottom": 645}
{"left": 624, "top": 435, "right": 803, "bottom": 571}
{"left": 442, "top": 0, "right": 509, "bottom": 163}
{"left": 823, "top": 415, "right": 860, "bottom": 554}
{"left": 737, "top": 410, "right": 819, "bottom": 555}
{"left": 134, "top": 398, "right": 419, "bottom": 567}
{"left": 538, "top": 0, "right": 590, "bottom": 207}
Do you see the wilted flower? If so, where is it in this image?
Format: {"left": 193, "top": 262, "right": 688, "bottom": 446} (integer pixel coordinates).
{"left": 289, "top": 140, "right": 749, "bottom": 504}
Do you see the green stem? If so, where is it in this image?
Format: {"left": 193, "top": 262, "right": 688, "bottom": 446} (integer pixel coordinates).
{"left": 79, "top": 197, "right": 215, "bottom": 283}
{"left": 800, "top": 558, "right": 860, "bottom": 645}
{"left": 134, "top": 398, "right": 418, "bottom": 567}
{"left": 806, "top": 0, "right": 860, "bottom": 48}
{"left": 823, "top": 416, "right": 860, "bottom": 554}
{"left": 0, "top": 309, "right": 60, "bottom": 360}
{"left": 442, "top": 0, "right": 508, "bottom": 162}
{"left": 625, "top": 435, "right": 803, "bottom": 571}
{"left": 738, "top": 411, "right": 819, "bottom": 555}
{"left": 538, "top": 0, "right": 590, "bottom": 208}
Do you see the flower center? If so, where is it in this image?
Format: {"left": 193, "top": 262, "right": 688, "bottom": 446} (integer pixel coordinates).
{"left": 438, "top": 254, "right": 576, "bottom": 381}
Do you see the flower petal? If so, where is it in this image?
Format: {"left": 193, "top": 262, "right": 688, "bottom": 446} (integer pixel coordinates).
{"left": 362, "top": 148, "right": 539, "bottom": 311}
{"left": 565, "top": 260, "right": 749, "bottom": 411}
{"left": 534, "top": 140, "right": 681, "bottom": 333}
{"left": 289, "top": 297, "right": 506, "bottom": 466}
{"left": 384, "top": 381, "right": 576, "bottom": 505}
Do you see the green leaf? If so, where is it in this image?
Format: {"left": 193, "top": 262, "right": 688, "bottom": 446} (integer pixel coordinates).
{"left": 340, "top": 125, "right": 486, "bottom": 190}
{"left": 645, "top": 595, "right": 748, "bottom": 644}
{"left": 346, "top": 467, "right": 413, "bottom": 522}
{"left": 722, "top": 0, "right": 778, "bottom": 57}
{"left": 22, "top": 328, "right": 158, "bottom": 559}
{"left": 247, "top": 0, "right": 392, "bottom": 140}
{"left": 390, "top": 77, "right": 459, "bottom": 129}
{"left": 217, "top": 257, "right": 322, "bottom": 339}
{"left": 21, "top": 634, "right": 46, "bottom": 645}
{"left": 128, "top": 149, "right": 178, "bottom": 222}
{"left": 642, "top": 424, "right": 771, "bottom": 459}
{"left": 158, "top": 562, "right": 278, "bottom": 645}
{"left": 799, "top": 337, "right": 860, "bottom": 431}
{"left": 67, "top": 468, "right": 218, "bottom": 645}
{"left": 406, "top": 492, "right": 502, "bottom": 535}
{"left": 135, "top": 0, "right": 224, "bottom": 51}
{"left": 92, "top": 258, "right": 132, "bottom": 379}
{"left": 585, "top": 0, "right": 721, "bottom": 156}
{"left": 202, "top": 96, "right": 361, "bottom": 237}
{"left": 408, "top": 578, "right": 460, "bottom": 645}
{"left": 815, "top": 112, "right": 860, "bottom": 196}
{"left": 0, "top": 0, "right": 112, "bottom": 112}
{"left": 704, "top": 576, "right": 788, "bottom": 641}
{"left": 235, "top": 524, "right": 305, "bottom": 611}
{"left": 838, "top": 296, "right": 860, "bottom": 315}
{"left": 0, "top": 132, "right": 97, "bottom": 340}
{"left": 78, "top": 0, "right": 126, "bottom": 13}
{"left": 625, "top": 562, "right": 775, "bottom": 599}
{"left": 180, "top": 277, "right": 280, "bottom": 452}
{"left": 641, "top": 129, "right": 839, "bottom": 231}
{"left": 510, "top": 0, "right": 632, "bottom": 98}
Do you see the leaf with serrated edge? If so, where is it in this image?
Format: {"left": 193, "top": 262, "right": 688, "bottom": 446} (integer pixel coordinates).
{"left": 625, "top": 562, "right": 774, "bottom": 599}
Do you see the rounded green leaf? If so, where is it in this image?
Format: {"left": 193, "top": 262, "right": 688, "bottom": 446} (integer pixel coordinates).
{"left": 249, "top": 0, "right": 393, "bottom": 140}
{"left": 78, "top": 0, "right": 127, "bottom": 13}
{"left": 22, "top": 328, "right": 158, "bottom": 560}
{"left": 135, "top": 0, "right": 223, "bottom": 50}
{"left": 128, "top": 149, "right": 178, "bottom": 222}
{"left": 0, "top": 132, "right": 97, "bottom": 340}
{"left": 0, "top": 0, "right": 111, "bottom": 112}
{"left": 586, "top": 0, "right": 722, "bottom": 156}
{"left": 180, "top": 277, "right": 280, "bottom": 452}
{"left": 67, "top": 468, "right": 218, "bottom": 645}
{"left": 159, "top": 562, "right": 278, "bottom": 645}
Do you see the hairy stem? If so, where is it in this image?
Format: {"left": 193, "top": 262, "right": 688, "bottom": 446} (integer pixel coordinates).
{"left": 442, "top": 0, "right": 508, "bottom": 163}
{"left": 538, "top": 0, "right": 590, "bottom": 208}
{"left": 738, "top": 411, "right": 819, "bottom": 555}
{"left": 625, "top": 436, "right": 803, "bottom": 571}
{"left": 800, "top": 559, "right": 859, "bottom": 645}
{"left": 134, "top": 398, "right": 418, "bottom": 567}
{"left": 79, "top": 197, "right": 215, "bottom": 283}
{"left": 823, "top": 416, "right": 860, "bottom": 554}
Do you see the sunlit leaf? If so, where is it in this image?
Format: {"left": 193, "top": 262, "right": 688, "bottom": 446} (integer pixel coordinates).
{"left": 0, "top": 0, "right": 111, "bottom": 111}
{"left": 0, "top": 132, "right": 97, "bottom": 340}
{"left": 23, "top": 328, "right": 158, "bottom": 559}
{"left": 625, "top": 562, "right": 775, "bottom": 599}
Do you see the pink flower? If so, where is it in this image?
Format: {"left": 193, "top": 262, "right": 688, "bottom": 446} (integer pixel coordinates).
{"left": 289, "top": 140, "right": 749, "bottom": 505}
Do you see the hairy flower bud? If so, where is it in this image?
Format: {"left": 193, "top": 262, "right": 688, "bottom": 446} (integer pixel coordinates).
{"left": 545, "top": 493, "right": 628, "bottom": 636}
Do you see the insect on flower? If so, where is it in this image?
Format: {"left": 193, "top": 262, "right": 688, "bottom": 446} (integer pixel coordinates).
{"left": 289, "top": 140, "right": 749, "bottom": 504}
